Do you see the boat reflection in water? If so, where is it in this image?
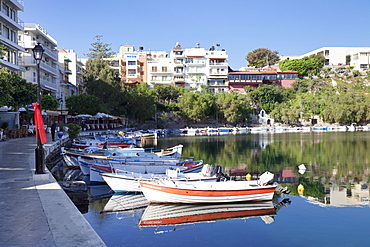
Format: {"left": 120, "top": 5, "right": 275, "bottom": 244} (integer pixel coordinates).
{"left": 102, "top": 192, "right": 149, "bottom": 213}
{"left": 139, "top": 198, "right": 291, "bottom": 234}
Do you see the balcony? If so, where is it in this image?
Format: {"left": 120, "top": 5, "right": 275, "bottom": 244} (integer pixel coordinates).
{"left": 0, "top": 58, "right": 22, "bottom": 71}
{"left": 209, "top": 71, "right": 228, "bottom": 76}
{"left": 185, "top": 61, "right": 205, "bottom": 66}
{"left": 174, "top": 77, "right": 184, "bottom": 82}
{"left": 150, "top": 70, "right": 172, "bottom": 74}
{"left": 0, "top": 14, "right": 23, "bottom": 31}
{"left": 21, "top": 41, "right": 58, "bottom": 61}
{"left": 174, "top": 70, "right": 184, "bottom": 75}
{"left": 32, "top": 77, "right": 57, "bottom": 92}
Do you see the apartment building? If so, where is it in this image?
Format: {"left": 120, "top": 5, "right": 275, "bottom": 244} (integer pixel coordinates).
{"left": 119, "top": 43, "right": 229, "bottom": 92}
{"left": 57, "top": 49, "right": 85, "bottom": 114}
{"left": 20, "top": 23, "right": 59, "bottom": 95}
{"left": 205, "top": 44, "right": 228, "bottom": 92}
{"left": 0, "top": 0, "right": 24, "bottom": 73}
{"left": 147, "top": 50, "right": 172, "bottom": 88}
{"left": 169, "top": 42, "right": 228, "bottom": 92}
{"left": 119, "top": 45, "right": 147, "bottom": 86}
{"left": 58, "top": 49, "right": 84, "bottom": 94}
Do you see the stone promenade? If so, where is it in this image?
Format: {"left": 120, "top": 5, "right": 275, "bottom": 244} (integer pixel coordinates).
{"left": 0, "top": 134, "right": 106, "bottom": 247}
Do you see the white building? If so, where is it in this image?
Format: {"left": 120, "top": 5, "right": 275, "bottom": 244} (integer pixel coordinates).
{"left": 169, "top": 42, "right": 229, "bottom": 92}
{"left": 57, "top": 49, "right": 84, "bottom": 95}
{"left": 19, "top": 23, "right": 59, "bottom": 95}
{"left": 0, "top": 0, "right": 24, "bottom": 73}
{"left": 147, "top": 50, "right": 173, "bottom": 88}
{"left": 282, "top": 47, "right": 370, "bottom": 71}
{"left": 119, "top": 42, "right": 229, "bottom": 92}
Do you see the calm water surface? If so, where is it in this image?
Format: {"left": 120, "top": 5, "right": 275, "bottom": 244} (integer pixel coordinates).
{"left": 82, "top": 131, "right": 370, "bottom": 247}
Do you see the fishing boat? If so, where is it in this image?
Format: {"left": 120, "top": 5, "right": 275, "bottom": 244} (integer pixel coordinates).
{"left": 140, "top": 171, "right": 277, "bottom": 204}
{"left": 81, "top": 158, "right": 204, "bottom": 183}
{"left": 61, "top": 144, "right": 184, "bottom": 167}
{"left": 101, "top": 164, "right": 222, "bottom": 193}
{"left": 72, "top": 134, "right": 136, "bottom": 149}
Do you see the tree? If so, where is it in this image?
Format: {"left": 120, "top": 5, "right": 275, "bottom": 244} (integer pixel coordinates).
{"left": 154, "top": 84, "right": 182, "bottom": 104}
{"left": 217, "top": 92, "right": 252, "bottom": 124}
{"left": 85, "top": 35, "right": 116, "bottom": 59}
{"left": 178, "top": 91, "right": 215, "bottom": 122}
{"left": 245, "top": 84, "right": 284, "bottom": 113}
{"left": 246, "top": 48, "right": 279, "bottom": 68}
{"left": 85, "top": 79, "right": 124, "bottom": 114}
{"left": 123, "top": 83, "right": 157, "bottom": 122}
{"left": 279, "top": 56, "right": 324, "bottom": 77}
{"left": 41, "top": 95, "right": 59, "bottom": 110}
{"left": 65, "top": 94, "right": 103, "bottom": 115}
{"left": 84, "top": 35, "right": 120, "bottom": 86}
{"left": 0, "top": 68, "right": 36, "bottom": 109}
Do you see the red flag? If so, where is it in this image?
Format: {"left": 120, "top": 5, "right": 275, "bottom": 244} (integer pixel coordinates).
{"left": 32, "top": 103, "right": 47, "bottom": 144}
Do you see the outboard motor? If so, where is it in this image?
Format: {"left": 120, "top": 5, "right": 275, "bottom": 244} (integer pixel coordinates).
{"left": 211, "top": 165, "right": 222, "bottom": 176}
{"left": 212, "top": 165, "right": 230, "bottom": 181}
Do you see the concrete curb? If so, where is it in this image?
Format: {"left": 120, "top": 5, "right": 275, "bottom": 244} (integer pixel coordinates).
{"left": 30, "top": 137, "right": 106, "bottom": 247}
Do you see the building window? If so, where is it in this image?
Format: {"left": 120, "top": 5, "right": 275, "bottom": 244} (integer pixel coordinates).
{"left": 10, "top": 30, "right": 16, "bottom": 42}
{"left": 10, "top": 9, "right": 15, "bottom": 21}
{"left": 2, "top": 26, "right": 9, "bottom": 39}
{"left": 127, "top": 70, "right": 136, "bottom": 75}
{"left": 162, "top": 76, "right": 167, "bottom": 81}
{"left": 151, "top": 76, "right": 157, "bottom": 81}
{"left": 128, "top": 61, "right": 136, "bottom": 66}
{"left": 162, "top": 66, "right": 167, "bottom": 72}
{"left": 152, "top": 66, "right": 157, "bottom": 72}
{"left": 185, "top": 58, "right": 193, "bottom": 63}
{"left": 2, "top": 3, "right": 9, "bottom": 16}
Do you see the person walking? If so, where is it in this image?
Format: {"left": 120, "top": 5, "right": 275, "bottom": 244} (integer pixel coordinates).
{"left": 51, "top": 121, "right": 57, "bottom": 141}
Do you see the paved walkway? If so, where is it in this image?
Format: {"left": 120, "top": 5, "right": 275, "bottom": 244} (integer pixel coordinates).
{"left": 0, "top": 134, "right": 106, "bottom": 247}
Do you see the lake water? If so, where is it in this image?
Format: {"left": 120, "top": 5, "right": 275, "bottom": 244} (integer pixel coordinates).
{"left": 81, "top": 131, "right": 370, "bottom": 247}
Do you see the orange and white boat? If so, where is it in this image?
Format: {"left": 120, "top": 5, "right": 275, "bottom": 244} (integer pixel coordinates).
{"left": 140, "top": 171, "right": 277, "bottom": 204}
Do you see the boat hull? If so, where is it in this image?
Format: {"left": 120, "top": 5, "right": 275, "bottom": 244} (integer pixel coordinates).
{"left": 140, "top": 181, "right": 276, "bottom": 204}
{"left": 102, "top": 170, "right": 217, "bottom": 193}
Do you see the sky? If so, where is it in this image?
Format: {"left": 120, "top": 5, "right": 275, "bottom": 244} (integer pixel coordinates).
{"left": 20, "top": 0, "right": 370, "bottom": 70}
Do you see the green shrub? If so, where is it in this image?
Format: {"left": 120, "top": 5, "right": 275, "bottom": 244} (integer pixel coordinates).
{"left": 67, "top": 123, "right": 81, "bottom": 139}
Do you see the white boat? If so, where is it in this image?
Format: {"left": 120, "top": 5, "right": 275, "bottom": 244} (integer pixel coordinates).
{"left": 102, "top": 164, "right": 220, "bottom": 193}
{"left": 140, "top": 171, "right": 277, "bottom": 204}
{"left": 62, "top": 144, "right": 184, "bottom": 167}
{"left": 72, "top": 135, "right": 136, "bottom": 149}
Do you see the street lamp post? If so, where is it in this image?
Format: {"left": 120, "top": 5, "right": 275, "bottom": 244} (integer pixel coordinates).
{"left": 32, "top": 43, "right": 45, "bottom": 174}
{"left": 60, "top": 99, "right": 63, "bottom": 121}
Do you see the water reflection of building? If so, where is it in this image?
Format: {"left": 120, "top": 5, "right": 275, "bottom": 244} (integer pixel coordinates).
{"left": 249, "top": 133, "right": 274, "bottom": 150}
{"left": 275, "top": 167, "right": 299, "bottom": 184}
{"left": 306, "top": 183, "right": 369, "bottom": 207}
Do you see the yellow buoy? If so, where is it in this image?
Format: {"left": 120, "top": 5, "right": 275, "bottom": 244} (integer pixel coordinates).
{"left": 246, "top": 173, "right": 252, "bottom": 181}
{"left": 118, "top": 131, "right": 124, "bottom": 136}
{"left": 298, "top": 184, "right": 304, "bottom": 195}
